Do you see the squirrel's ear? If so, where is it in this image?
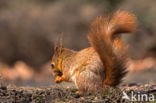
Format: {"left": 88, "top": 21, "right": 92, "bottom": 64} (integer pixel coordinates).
{"left": 54, "top": 34, "right": 64, "bottom": 55}
{"left": 54, "top": 45, "right": 64, "bottom": 54}
{"left": 54, "top": 45, "right": 59, "bottom": 52}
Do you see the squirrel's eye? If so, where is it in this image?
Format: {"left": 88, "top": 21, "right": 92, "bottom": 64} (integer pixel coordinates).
{"left": 51, "top": 63, "right": 55, "bottom": 68}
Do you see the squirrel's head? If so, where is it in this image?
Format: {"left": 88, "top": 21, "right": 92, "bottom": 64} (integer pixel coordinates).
{"left": 51, "top": 46, "right": 64, "bottom": 78}
{"left": 51, "top": 45, "right": 75, "bottom": 79}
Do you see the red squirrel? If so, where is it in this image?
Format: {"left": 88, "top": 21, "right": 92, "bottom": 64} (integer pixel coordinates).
{"left": 51, "top": 10, "right": 137, "bottom": 94}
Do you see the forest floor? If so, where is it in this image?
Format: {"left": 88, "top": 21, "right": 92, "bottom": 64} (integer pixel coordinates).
{"left": 0, "top": 83, "right": 156, "bottom": 103}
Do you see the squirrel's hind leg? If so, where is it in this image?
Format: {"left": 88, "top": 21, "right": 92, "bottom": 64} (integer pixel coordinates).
{"left": 74, "top": 71, "right": 103, "bottom": 93}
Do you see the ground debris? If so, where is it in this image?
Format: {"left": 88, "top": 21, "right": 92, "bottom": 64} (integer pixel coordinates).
{"left": 0, "top": 84, "right": 155, "bottom": 103}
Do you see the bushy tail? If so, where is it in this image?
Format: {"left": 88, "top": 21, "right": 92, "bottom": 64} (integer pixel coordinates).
{"left": 88, "top": 10, "right": 137, "bottom": 86}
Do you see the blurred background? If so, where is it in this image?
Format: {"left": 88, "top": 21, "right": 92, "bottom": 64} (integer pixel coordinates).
{"left": 0, "top": 0, "right": 156, "bottom": 86}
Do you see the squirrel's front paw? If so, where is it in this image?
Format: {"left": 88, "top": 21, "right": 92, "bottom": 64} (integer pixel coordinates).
{"left": 54, "top": 76, "right": 63, "bottom": 83}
